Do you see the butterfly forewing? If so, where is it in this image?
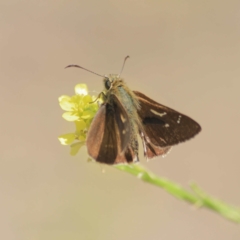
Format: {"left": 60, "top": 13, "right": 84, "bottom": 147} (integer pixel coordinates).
{"left": 134, "top": 91, "right": 201, "bottom": 147}
{"left": 86, "top": 94, "right": 131, "bottom": 164}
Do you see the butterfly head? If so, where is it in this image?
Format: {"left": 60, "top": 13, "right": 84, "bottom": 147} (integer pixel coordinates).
{"left": 103, "top": 74, "right": 120, "bottom": 90}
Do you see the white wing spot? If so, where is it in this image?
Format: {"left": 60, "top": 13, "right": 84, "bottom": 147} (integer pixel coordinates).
{"left": 120, "top": 114, "right": 126, "bottom": 123}
{"left": 177, "top": 115, "right": 182, "bottom": 124}
{"left": 122, "top": 130, "right": 126, "bottom": 134}
{"left": 105, "top": 144, "right": 114, "bottom": 148}
{"left": 165, "top": 123, "right": 170, "bottom": 127}
{"left": 159, "top": 137, "right": 167, "bottom": 143}
{"left": 150, "top": 109, "right": 166, "bottom": 117}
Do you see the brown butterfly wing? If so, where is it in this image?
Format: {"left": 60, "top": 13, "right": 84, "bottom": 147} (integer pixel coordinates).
{"left": 139, "top": 130, "right": 171, "bottom": 159}
{"left": 86, "top": 94, "right": 131, "bottom": 164}
{"left": 134, "top": 91, "right": 201, "bottom": 148}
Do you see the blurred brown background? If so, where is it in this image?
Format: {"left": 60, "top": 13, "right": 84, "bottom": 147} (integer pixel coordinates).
{"left": 1, "top": 1, "right": 240, "bottom": 239}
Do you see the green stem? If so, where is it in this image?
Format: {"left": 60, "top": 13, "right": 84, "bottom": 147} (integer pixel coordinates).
{"left": 115, "top": 164, "right": 240, "bottom": 223}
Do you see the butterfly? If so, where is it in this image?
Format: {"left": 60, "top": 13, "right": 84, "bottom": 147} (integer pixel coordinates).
{"left": 66, "top": 56, "right": 201, "bottom": 164}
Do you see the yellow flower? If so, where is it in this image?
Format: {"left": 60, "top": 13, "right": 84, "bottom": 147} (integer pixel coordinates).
{"left": 58, "top": 84, "right": 99, "bottom": 155}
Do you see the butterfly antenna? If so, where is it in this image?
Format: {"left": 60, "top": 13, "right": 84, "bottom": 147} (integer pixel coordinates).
{"left": 65, "top": 64, "right": 105, "bottom": 78}
{"left": 118, "top": 55, "right": 130, "bottom": 77}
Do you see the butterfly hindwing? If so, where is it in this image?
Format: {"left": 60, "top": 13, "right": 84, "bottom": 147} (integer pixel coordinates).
{"left": 86, "top": 94, "right": 131, "bottom": 164}
{"left": 134, "top": 91, "right": 201, "bottom": 147}
{"left": 139, "top": 131, "right": 171, "bottom": 159}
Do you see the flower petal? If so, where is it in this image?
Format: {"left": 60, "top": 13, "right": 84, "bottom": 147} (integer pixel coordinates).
{"left": 58, "top": 95, "right": 71, "bottom": 102}
{"left": 62, "top": 112, "right": 80, "bottom": 121}
{"left": 59, "top": 95, "right": 76, "bottom": 111}
{"left": 82, "top": 95, "right": 92, "bottom": 104}
{"left": 75, "top": 84, "right": 88, "bottom": 96}
{"left": 58, "top": 133, "right": 76, "bottom": 145}
{"left": 81, "top": 110, "right": 95, "bottom": 119}
{"left": 77, "top": 135, "right": 86, "bottom": 141}
{"left": 75, "top": 120, "right": 86, "bottom": 132}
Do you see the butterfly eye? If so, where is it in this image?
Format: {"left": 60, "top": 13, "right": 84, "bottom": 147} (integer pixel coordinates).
{"left": 104, "top": 78, "right": 111, "bottom": 90}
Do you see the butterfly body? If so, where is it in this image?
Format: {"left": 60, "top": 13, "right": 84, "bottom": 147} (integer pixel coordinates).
{"left": 100, "top": 75, "right": 141, "bottom": 163}
{"left": 86, "top": 75, "right": 201, "bottom": 164}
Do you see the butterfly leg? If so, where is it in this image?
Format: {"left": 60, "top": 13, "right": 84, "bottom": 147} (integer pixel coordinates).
{"left": 89, "top": 91, "right": 106, "bottom": 104}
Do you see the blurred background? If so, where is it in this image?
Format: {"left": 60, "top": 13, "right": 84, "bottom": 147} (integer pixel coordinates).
{"left": 1, "top": 1, "right": 240, "bottom": 239}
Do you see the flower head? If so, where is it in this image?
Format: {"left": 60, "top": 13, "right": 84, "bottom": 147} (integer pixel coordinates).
{"left": 58, "top": 84, "right": 99, "bottom": 155}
